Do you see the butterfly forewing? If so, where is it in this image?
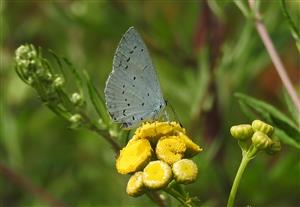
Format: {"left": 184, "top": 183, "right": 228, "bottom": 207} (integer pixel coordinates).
{"left": 104, "top": 27, "right": 165, "bottom": 128}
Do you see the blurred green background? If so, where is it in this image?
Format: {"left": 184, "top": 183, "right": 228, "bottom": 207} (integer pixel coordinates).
{"left": 1, "top": 0, "right": 299, "bottom": 206}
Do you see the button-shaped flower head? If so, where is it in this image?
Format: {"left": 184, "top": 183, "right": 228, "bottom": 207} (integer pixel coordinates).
{"left": 126, "top": 172, "right": 144, "bottom": 197}
{"left": 156, "top": 136, "right": 186, "bottom": 165}
{"left": 172, "top": 159, "right": 198, "bottom": 184}
{"left": 116, "top": 139, "right": 153, "bottom": 174}
{"left": 142, "top": 160, "right": 172, "bottom": 190}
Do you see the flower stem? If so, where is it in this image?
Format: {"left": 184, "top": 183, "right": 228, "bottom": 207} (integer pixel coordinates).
{"left": 164, "top": 187, "right": 191, "bottom": 207}
{"left": 227, "top": 146, "right": 257, "bottom": 207}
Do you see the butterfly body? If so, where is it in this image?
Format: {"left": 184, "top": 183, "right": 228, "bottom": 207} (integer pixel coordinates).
{"left": 105, "top": 27, "right": 166, "bottom": 128}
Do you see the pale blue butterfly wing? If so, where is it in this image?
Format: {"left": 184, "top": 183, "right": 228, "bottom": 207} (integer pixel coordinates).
{"left": 104, "top": 27, "right": 166, "bottom": 128}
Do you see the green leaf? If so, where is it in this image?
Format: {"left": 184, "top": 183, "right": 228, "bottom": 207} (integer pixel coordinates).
{"left": 84, "top": 71, "right": 110, "bottom": 126}
{"left": 233, "top": 0, "right": 250, "bottom": 18}
{"left": 280, "top": 0, "right": 300, "bottom": 53}
{"left": 274, "top": 128, "right": 300, "bottom": 149}
{"left": 283, "top": 90, "right": 300, "bottom": 124}
{"left": 235, "top": 93, "right": 300, "bottom": 149}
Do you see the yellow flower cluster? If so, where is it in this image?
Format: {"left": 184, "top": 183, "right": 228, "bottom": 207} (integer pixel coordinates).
{"left": 115, "top": 121, "right": 203, "bottom": 197}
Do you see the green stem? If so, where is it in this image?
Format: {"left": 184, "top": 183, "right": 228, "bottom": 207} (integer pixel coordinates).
{"left": 164, "top": 187, "right": 191, "bottom": 207}
{"left": 227, "top": 147, "right": 258, "bottom": 207}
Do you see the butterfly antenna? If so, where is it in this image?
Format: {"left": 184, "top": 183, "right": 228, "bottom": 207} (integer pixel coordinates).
{"left": 165, "top": 100, "right": 182, "bottom": 126}
{"left": 124, "top": 129, "right": 132, "bottom": 144}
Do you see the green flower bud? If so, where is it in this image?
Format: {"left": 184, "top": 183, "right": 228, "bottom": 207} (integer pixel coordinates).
{"left": 45, "top": 73, "right": 53, "bottom": 81}
{"left": 97, "top": 119, "right": 107, "bottom": 129}
{"left": 252, "top": 120, "right": 274, "bottom": 136}
{"left": 15, "top": 45, "right": 32, "bottom": 60}
{"left": 71, "top": 93, "right": 83, "bottom": 106}
{"left": 53, "top": 76, "right": 64, "bottom": 88}
{"left": 251, "top": 131, "right": 272, "bottom": 150}
{"left": 27, "top": 77, "right": 34, "bottom": 85}
{"left": 266, "top": 139, "right": 281, "bottom": 155}
{"left": 126, "top": 172, "right": 144, "bottom": 197}
{"left": 172, "top": 159, "right": 198, "bottom": 184}
{"left": 69, "top": 114, "right": 82, "bottom": 123}
{"left": 230, "top": 124, "right": 253, "bottom": 140}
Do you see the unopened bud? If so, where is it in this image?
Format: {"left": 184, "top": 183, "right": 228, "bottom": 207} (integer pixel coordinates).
{"left": 266, "top": 139, "right": 281, "bottom": 155}
{"left": 126, "top": 172, "right": 144, "bottom": 197}
{"left": 71, "top": 93, "right": 83, "bottom": 106}
{"left": 69, "top": 114, "right": 82, "bottom": 123}
{"left": 252, "top": 120, "right": 274, "bottom": 136}
{"left": 15, "top": 45, "right": 31, "bottom": 60}
{"left": 53, "top": 76, "right": 64, "bottom": 88}
{"left": 252, "top": 131, "right": 272, "bottom": 150}
{"left": 230, "top": 124, "right": 253, "bottom": 140}
{"left": 172, "top": 159, "right": 198, "bottom": 184}
{"left": 27, "top": 77, "right": 34, "bottom": 85}
{"left": 142, "top": 160, "right": 172, "bottom": 190}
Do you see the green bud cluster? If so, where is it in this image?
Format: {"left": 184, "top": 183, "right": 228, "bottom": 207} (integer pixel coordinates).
{"left": 230, "top": 120, "right": 281, "bottom": 154}
{"left": 14, "top": 44, "right": 86, "bottom": 127}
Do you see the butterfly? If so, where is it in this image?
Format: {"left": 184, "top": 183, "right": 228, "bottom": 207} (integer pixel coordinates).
{"left": 104, "top": 27, "right": 166, "bottom": 129}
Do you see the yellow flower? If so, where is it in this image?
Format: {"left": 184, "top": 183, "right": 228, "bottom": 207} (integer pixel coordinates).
{"left": 172, "top": 159, "right": 198, "bottom": 184}
{"left": 126, "top": 172, "right": 144, "bottom": 197}
{"left": 142, "top": 160, "right": 172, "bottom": 190}
{"left": 156, "top": 136, "right": 186, "bottom": 165}
{"left": 176, "top": 131, "right": 203, "bottom": 157}
{"left": 116, "top": 139, "right": 153, "bottom": 174}
{"left": 115, "top": 120, "right": 202, "bottom": 188}
{"left": 129, "top": 121, "right": 186, "bottom": 145}
{"left": 129, "top": 121, "right": 202, "bottom": 157}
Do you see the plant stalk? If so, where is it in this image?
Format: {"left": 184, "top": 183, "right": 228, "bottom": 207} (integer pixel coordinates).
{"left": 248, "top": 0, "right": 300, "bottom": 113}
{"left": 227, "top": 146, "right": 258, "bottom": 207}
{"left": 227, "top": 155, "right": 250, "bottom": 207}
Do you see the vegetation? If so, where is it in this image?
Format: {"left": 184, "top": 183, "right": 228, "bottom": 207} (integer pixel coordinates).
{"left": 1, "top": 1, "right": 299, "bottom": 206}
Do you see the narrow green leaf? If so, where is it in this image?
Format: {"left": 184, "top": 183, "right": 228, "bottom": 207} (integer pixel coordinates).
{"left": 62, "top": 57, "right": 84, "bottom": 92}
{"left": 283, "top": 91, "right": 300, "bottom": 125}
{"left": 48, "top": 50, "right": 67, "bottom": 79}
{"left": 233, "top": 0, "right": 250, "bottom": 18}
{"left": 274, "top": 128, "right": 300, "bottom": 149}
{"left": 235, "top": 93, "right": 300, "bottom": 148}
{"left": 55, "top": 88, "right": 75, "bottom": 113}
{"left": 238, "top": 101, "right": 257, "bottom": 121}
{"left": 84, "top": 71, "right": 110, "bottom": 125}
{"left": 280, "top": 0, "right": 300, "bottom": 52}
